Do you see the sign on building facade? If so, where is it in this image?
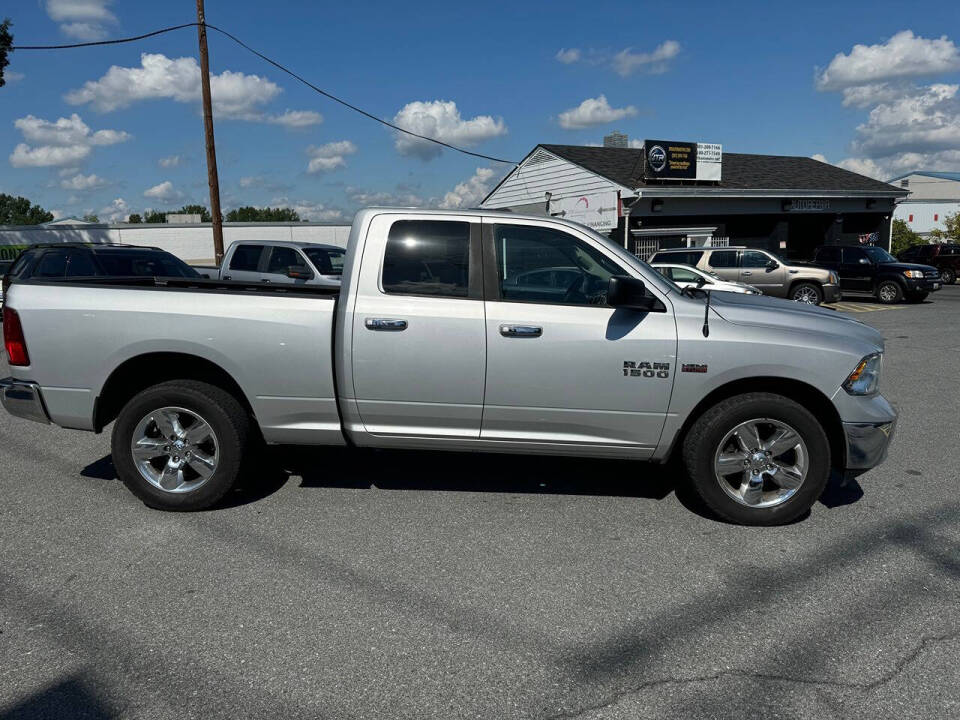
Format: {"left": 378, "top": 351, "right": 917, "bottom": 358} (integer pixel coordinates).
{"left": 643, "top": 140, "right": 722, "bottom": 182}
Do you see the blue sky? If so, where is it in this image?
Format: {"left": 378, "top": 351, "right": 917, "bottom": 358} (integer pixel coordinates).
{"left": 2, "top": 0, "right": 959, "bottom": 221}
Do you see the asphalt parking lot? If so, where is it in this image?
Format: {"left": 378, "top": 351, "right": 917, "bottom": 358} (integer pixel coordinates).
{"left": 1, "top": 288, "right": 958, "bottom": 720}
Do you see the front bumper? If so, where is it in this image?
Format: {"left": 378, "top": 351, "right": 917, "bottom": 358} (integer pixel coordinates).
{"left": 904, "top": 277, "right": 941, "bottom": 293}
{"left": 0, "top": 378, "right": 51, "bottom": 425}
{"left": 822, "top": 283, "right": 841, "bottom": 303}
{"left": 843, "top": 416, "right": 896, "bottom": 470}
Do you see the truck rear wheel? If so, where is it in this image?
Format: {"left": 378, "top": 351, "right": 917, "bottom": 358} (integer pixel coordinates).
{"left": 681, "top": 392, "right": 831, "bottom": 526}
{"left": 790, "top": 282, "right": 822, "bottom": 305}
{"left": 111, "top": 380, "right": 250, "bottom": 511}
{"left": 939, "top": 267, "right": 955, "bottom": 285}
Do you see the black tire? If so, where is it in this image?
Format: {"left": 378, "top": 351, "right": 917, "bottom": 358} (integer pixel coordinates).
{"left": 876, "top": 280, "right": 904, "bottom": 304}
{"left": 681, "top": 392, "right": 831, "bottom": 526}
{"left": 907, "top": 292, "right": 929, "bottom": 303}
{"left": 790, "top": 282, "right": 823, "bottom": 305}
{"left": 939, "top": 267, "right": 955, "bottom": 285}
{"left": 111, "top": 380, "right": 250, "bottom": 511}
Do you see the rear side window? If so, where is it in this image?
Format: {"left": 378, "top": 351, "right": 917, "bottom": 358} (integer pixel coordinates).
{"left": 34, "top": 250, "right": 69, "bottom": 278}
{"left": 382, "top": 220, "right": 470, "bottom": 297}
{"left": 8, "top": 251, "right": 33, "bottom": 277}
{"left": 229, "top": 244, "right": 263, "bottom": 271}
{"left": 96, "top": 251, "right": 199, "bottom": 277}
{"left": 304, "top": 248, "right": 345, "bottom": 275}
{"left": 65, "top": 250, "right": 98, "bottom": 276}
{"left": 841, "top": 247, "right": 866, "bottom": 264}
{"left": 265, "top": 246, "right": 307, "bottom": 274}
{"left": 708, "top": 250, "right": 738, "bottom": 269}
{"left": 652, "top": 250, "right": 703, "bottom": 266}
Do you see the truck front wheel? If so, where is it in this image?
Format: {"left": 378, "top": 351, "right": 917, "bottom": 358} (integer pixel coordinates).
{"left": 681, "top": 392, "right": 831, "bottom": 526}
{"left": 790, "top": 282, "right": 822, "bottom": 305}
{"left": 111, "top": 380, "right": 250, "bottom": 511}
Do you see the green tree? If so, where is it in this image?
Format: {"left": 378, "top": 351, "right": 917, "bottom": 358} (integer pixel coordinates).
{"left": 0, "top": 19, "right": 12, "bottom": 89}
{"left": 127, "top": 213, "right": 142, "bottom": 224}
{"left": 891, "top": 219, "right": 925, "bottom": 256}
{"left": 143, "top": 211, "right": 166, "bottom": 224}
{"left": 82, "top": 214, "right": 100, "bottom": 223}
{"left": 0, "top": 193, "right": 55, "bottom": 225}
{"left": 178, "top": 204, "right": 212, "bottom": 222}
{"left": 930, "top": 211, "right": 960, "bottom": 243}
{"left": 225, "top": 206, "right": 301, "bottom": 222}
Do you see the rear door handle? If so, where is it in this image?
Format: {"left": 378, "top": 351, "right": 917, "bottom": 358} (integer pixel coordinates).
{"left": 261, "top": 278, "right": 271, "bottom": 283}
{"left": 742, "top": 271, "right": 752, "bottom": 276}
{"left": 500, "top": 324, "right": 542, "bottom": 338}
{"left": 222, "top": 275, "right": 231, "bottom": 280}
{"left": 365, "top": 318, "right": 408, "bottom": 331}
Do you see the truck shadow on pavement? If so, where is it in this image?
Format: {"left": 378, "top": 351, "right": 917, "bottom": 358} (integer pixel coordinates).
{"left": 81, "top": 446, "right": 864, "bottom": 519}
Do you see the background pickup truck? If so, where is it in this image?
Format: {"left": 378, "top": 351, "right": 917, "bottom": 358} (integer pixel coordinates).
{"left": 1, "top": 209, "right": 897, "bottom": 525}
{"left": 811, "top": 245, "right": 941, "bottom": 304}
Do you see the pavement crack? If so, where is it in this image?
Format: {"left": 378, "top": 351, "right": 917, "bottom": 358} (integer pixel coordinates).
{"left": 545, "top": 631, "right": 959, "bottom": 720}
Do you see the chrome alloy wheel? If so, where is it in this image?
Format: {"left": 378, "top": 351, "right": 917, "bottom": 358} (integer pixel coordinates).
{"left": 713, "top": 418, "right": 809, "bottom": 508}
{"left": 878, "top": 283, "right": 898, "bottom": 303}
{"left": 130, "top": 406, "right": 219, "bottom": 493}
{"left": 793, "top": 286, "right": 820, "bottom": 304}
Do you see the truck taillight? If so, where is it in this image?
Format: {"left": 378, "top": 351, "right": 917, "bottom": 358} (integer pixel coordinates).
{"left": 3, "top": 307, "right": 30, "bottom": 366}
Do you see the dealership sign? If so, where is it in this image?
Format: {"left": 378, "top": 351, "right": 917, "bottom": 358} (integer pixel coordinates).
{"left": 643, "top": 140, "right": 722, "bottom": 182}
{"left": 551, "top": 191, "right": 619, "bottom": 231}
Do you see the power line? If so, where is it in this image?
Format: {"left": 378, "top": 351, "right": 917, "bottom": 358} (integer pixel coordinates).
{"left": 11, "top": 23, "right": 519, "bottom": 166}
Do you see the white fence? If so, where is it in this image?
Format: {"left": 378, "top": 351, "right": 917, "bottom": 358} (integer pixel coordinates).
{"left": 0, "top": 222, "right": 352, "bottom": 264}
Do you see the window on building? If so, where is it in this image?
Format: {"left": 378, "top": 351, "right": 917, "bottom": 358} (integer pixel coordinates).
{"left": 494, "top": 224, "right": 623, "bottom": 306}
{"left": 707, "top": 250, "right": 738, "bottom": 269}
{"left": 934, "top": 214, "right": 938, "bottom": 221}
{"left": 900, "top": 179, "right": 909, "bottom": 188}
{"left": 229, "top": 244, "right": 263, "bottom": 271}
{"left": 908, "top": 215, "right": 914, "bottom": 222}
{"left": 382, "top": 220, "right": 471, "bottom": 297}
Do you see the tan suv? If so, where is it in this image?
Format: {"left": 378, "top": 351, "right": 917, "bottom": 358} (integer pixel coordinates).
{"left": 648, "top": 246, "right": 840, "bottom": 304}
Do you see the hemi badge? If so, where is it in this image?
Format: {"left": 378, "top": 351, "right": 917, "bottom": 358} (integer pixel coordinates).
{"left": 682, "top": 364, "right": 708, "bottom": 373}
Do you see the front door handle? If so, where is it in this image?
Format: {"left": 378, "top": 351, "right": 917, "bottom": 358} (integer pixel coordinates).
{"left": 222, "top": 274, "right": 232, "bottom": 280}
{"left": 742, "top": 271, "right": 752, "bottom": 276}
{"left": 500, "top": 324, "right": 542, "bottom": 338}
{"left": 261, "top": 278, "right": 271, "bottom": 283}
{"left": 365, "top": 318, "right": 408, "bottom": 331}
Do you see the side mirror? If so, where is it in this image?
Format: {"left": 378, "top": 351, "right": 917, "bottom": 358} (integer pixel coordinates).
{"left": 766, "top": 259, "right": 780, "bottom": 270}
{"left": 607, "top": 276, "right": 661, "bottom": 311}
{"left": 286, "top": 266, "right": 314, "bottom": 280}
{"left": 695, "top": 276, "right": 708, "bottom": 288}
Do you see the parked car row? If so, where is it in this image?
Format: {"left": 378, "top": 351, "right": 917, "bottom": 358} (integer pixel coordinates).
{"left": 897, "top": 243, "right": 960, "bottom": 286}
{"left": 649, "top": 244, "right": 943, "bottom": 305}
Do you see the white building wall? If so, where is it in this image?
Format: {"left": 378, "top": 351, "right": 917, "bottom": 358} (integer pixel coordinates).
{"left": 894, "top": 174, "right": 960, "bottom": 201}
{"left": 0, "top": 222, "right": 351, "bottom": 263}
{"left": 482, "top": 148, "right": 628, "bottom": 208}
{"left": 894, "top": 201, "right": 960, "bottom": 236}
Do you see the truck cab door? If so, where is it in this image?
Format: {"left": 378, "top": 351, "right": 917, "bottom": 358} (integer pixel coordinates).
{"left": 221, "top": 244, "right": 265, "bottom": 282}
{"left": 350, "top": 216, "right": 486, "bottom": 438}
{"left": 739, "top": 250, "right": 785, "bottom": 293}
{"left": 840, "top": 247, "right": 874, "bottom": 292}
{"left": 480, "top": 220, "right": 676, "bottom": 454}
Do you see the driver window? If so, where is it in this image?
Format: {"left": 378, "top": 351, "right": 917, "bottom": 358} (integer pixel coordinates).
{"left": 741, "top": 251, "right": 771, "bottom": 268}
{"left": 494, "top": 224, "right": 623, "bottom": 306}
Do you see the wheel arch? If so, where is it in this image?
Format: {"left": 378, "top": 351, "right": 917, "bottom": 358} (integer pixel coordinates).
{"left": 668, "top": 377, "right": 846, "bottom": 471}
{"left": 94, "top": 352, "right": 254, "bottom": 432}
{"left": 788, "top": 278, "right": 823, "bottom": 294}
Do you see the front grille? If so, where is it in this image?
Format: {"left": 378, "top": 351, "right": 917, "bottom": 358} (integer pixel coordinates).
{"left": 925, "top": 271, "right": 939, "bottom": 279}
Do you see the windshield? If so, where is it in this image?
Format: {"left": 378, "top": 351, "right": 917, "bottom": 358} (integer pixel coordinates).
{"left": 95, "top": 250, "right": 201, "bottom": 277}
{"left": 861, "top": 246, "right": 897, "bottom": 264}
{"left": 303, "top": 247, "right": 346, "bottom": 275}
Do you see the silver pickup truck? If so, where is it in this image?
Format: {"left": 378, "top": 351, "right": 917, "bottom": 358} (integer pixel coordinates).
{"left": 0, "top": 208, "right": 896, "bottom": 525}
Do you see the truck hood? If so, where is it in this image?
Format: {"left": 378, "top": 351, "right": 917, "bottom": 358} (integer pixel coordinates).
{"left": 707, "top": 292, "right": 884, "bottom": 350}
{"left": 879, "top": 261, "right": 938, "bottom": 274}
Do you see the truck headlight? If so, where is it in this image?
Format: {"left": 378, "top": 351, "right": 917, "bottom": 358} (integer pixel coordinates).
{"left": 843, "top": 353, "right": 882, "bottom": 396}
{"left": 829, "top": 271, "right": 839, "bottom": 284}
{"left": 903, "top": 269, "right": 924, "bottom": 279}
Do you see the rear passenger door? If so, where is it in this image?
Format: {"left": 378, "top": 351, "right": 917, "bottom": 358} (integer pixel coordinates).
{"left": 351, "top": 215, "right": 486, "bottom": 438}
{"left": 705, "top": 249, "right": 740, "bottom": 282}
{"left": 222, "top": 244, "right": 265, "bottom": 282}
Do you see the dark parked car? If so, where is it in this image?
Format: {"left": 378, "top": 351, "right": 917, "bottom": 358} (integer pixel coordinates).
{"left": 897, "top": 243, "right": 960, "bottom": 285}
{"left": 2, "top": 243, "right": 202, "bottom": 299}
{"left": 811, "top": 245, "right": 941, "bottom": 304}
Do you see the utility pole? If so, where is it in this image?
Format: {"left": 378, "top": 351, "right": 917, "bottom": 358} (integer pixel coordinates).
{"left": 196, "top": 0, "right": 224, "bottom": 265}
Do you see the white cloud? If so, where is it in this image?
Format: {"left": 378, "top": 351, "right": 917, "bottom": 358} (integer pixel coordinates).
{"left": 628, "top": 138, "right": 645, "bottom": 149}
{"left": 143, "top": 181, "right": 182, "bottom": 203}
{"left": 99, "top": 196, "right": 129, "bottom": 222}
{"left": 9, "top": 113, "right": 130, "bottom": 168}
{"left": 816, "top": 30, "right": 960, "bottom": 91}
{"left": 239, "top": 176, "right": 260, "bottom": 188}
{"left": 558, "top": 95, "right": 638, "bottom": 129}
{"left": 65, "top": 53, "right": 319, "bottom": 124}
{"left": 266, "top": 110, "right": 323, "bottom": 128}
{"left": 555, "top": 48, "right": 581, "bottom": 64}
{"left": 306, "top": 140, "right": 357, "bottom": 173}
{"left": 5, "top": 71, "right": 25, "bottom": 83}
{"left": 159, "top": 155, "right": 182, "bottom": 168}
{"left": 346, "top": 186, "right": 424, "bottom": 207}
{"left": 46, "top": 1, "right": 117, "bottom": 41}
{"left": 810, "top": 153, "right": 829, "bottom": 163}
{"left": 61, "top": 172, "right": 107, "bottom": 191}
{"left": 272, "top": 197, "right": 346, "bottom": 222}
{"left": 851, "top": 83, "right": 960, "bottom": 156}
{"left": 611, "top": 41, "right": 681, "bottom": 77}
{"left": 392, "top": 100, "right": 507, "bottom": 160}
{"left": 439, "top": 167, "right": 497, "bottom": 209}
